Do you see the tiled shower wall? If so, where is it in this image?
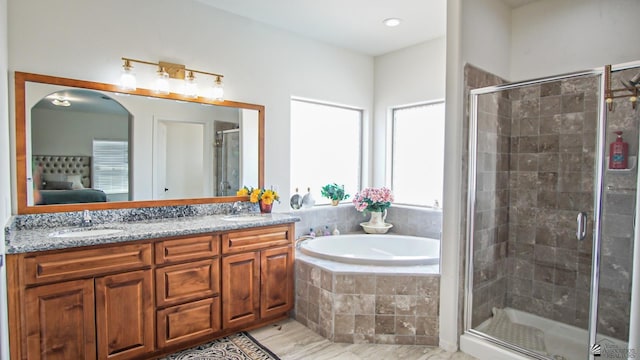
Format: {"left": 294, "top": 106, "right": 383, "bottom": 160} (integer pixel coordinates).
{"left": 505, "top": 76, "right": 599, "bottom": 331}
{"left": 470, "top": 90, "right": 511, "bottom": 327}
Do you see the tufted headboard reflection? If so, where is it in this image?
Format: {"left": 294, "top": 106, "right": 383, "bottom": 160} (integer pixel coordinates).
{"left": 33, "top": 155, "right": 91, "bottom": 188}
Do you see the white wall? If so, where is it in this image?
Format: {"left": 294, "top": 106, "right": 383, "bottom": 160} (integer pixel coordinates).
{"left": 0, "top": 0, "right": 10, "bottom": 356}
{"left": 31, "top": 109, "right": 129, "bottom": 156}
{"left": 461, "top": 0, "right": 511, "bottom": 80}
{"left": 372, "top": 37, "right": 446, "bottom": 186}
{"left": 8, "top": 0, "right": 373, "bottom": 212}
{"left": 511, "top": 0, "right": 640, "bottom": 80}
{"left": 439, "top": 0, "right": 512, "bottom": 351}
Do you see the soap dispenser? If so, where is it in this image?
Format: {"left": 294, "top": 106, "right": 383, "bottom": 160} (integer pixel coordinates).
{"left": 609, "top": 131, "right": 629, "bottom": 169}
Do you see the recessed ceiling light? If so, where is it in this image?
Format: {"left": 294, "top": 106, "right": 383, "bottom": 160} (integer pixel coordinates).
{"left": 383, "top": 18, "right": 401, "bottom": 27}
{"left": 51, "top": 97, "right": 71, "bottom": 107}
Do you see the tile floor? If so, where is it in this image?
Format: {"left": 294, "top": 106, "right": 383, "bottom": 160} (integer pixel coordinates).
{"left": 249, "top": 318, "right": 478, "bottom": 360}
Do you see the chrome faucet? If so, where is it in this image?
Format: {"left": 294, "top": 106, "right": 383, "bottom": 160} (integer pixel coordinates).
{"left": 295, "top": 235, "right": 315, "bottom": 249}
{"left": 232, "top": 201, "right": 251, "bottom": 215}
{"left": 81, "top": 210, "right": 92, "bottom": 227}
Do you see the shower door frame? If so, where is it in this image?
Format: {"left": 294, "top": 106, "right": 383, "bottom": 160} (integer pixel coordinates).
{"left": 463, "top": 67, "right": 610, "bottom": 360}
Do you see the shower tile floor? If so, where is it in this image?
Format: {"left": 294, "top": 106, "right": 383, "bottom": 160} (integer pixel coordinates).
{"left": 250, "top": 318, "right": 477, "bottom": 360}
{"left": 472, "top": 308, "right": 629, "bottom": 360}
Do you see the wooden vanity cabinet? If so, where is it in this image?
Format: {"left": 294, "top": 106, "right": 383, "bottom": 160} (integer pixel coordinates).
{"left": 8, "top": 223, "right": 295, "bottom": 360}
{"left": 221, "top": 224, "right": 294, "bottom": 329}
{"left": 13, "top": 243, "right": 153, "bottom": 360}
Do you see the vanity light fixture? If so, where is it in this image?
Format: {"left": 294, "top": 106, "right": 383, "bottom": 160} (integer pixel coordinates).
{"left": 119, "top": 57, "right": 225, "bottom": 101}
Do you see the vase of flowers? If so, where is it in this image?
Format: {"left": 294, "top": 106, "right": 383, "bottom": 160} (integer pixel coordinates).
{"left": 237, "top": 186, "right": 280, "bottom": 213}
{"left": 352, "top": 187, "right": 394, "bottom": 233}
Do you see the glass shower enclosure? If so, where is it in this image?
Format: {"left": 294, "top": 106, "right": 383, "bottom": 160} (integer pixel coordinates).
{"left": 214, "top": 126, "right": 240, "bottom": 196}
{"left": 464, "top": 63, "right": 639, "bottom": 360}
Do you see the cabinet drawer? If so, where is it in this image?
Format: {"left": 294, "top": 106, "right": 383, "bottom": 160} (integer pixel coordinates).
{"left": 23, "top": 243, "right": 152, "bottom": 285}
{"left": 222, "top": 225, "right": 292, "bottom": 254}
{"left": 156, "top": 259, "right": 220, "bottom": 307}
{"left": 155, "top": 235, "right": 219, "bottom": 264}
{"left": 156, "top": 297, "right": 221, "bottom": 349}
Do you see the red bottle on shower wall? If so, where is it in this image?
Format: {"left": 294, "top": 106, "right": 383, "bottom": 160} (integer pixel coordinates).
{"left": 609, "top": 131, "right": 628, "bottom": 169}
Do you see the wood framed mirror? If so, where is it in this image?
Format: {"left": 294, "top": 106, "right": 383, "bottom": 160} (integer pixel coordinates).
{"left": 15, "top": 72, "right": 263, "bottom": 214}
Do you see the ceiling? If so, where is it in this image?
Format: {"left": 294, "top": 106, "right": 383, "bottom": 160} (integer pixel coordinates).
{"left": 34, "top": 89, "right": 129, "bottom": 115}
{"left": 196, "top": 0, "right": 539, "bottom": 56}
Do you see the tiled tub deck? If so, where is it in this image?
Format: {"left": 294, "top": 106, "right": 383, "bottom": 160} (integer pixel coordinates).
{"left": 294, "top": 251, "right": 440, "bottom": 345}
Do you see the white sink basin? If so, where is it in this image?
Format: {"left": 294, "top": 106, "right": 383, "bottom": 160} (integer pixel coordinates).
{"left": 49, "top": 228, "right": 124, "bottom": 238}
{"left": 221, "top": 215, "right": 262, "bottom": 222}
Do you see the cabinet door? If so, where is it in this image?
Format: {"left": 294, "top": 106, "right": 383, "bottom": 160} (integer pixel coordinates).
{"left": 24, "top": 279, "right": 96, "bottom": 360}
{"left": 260, "top": 246, "right": 294, "bottom": 319}
{"left": 95, "top": 270, "right": 153, "bottom": 360}
{"left": 221, "top": 252, "right": 260, "bottom": 329}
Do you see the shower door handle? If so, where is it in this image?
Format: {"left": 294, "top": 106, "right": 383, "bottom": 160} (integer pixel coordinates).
{"left": 576, "top": 212, "right": 587, "bottom": 241}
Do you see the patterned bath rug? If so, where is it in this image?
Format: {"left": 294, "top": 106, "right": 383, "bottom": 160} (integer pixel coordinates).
{"left": 161, "top": 332, "right": 281, "bottom": 360}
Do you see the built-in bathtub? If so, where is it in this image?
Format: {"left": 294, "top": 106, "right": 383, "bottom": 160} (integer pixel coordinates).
{"left": 297, "top": 234, "right": 440, "bottom": 266}
{"left": 294, "top": 233, "right": 441, "bottom": 345}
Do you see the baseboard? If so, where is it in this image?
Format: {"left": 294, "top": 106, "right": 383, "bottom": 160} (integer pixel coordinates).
{"left": 439, "top": 338, "right": 459, "bottom": 352}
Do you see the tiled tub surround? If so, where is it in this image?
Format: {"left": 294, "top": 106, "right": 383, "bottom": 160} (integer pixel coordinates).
{"left": 294, "top": 252, "right": 440, "bottom": 345}
{"left": 5, "top": 203, "right": 299, "bottom": 253}
{"left": 290, "top": 196, "right": 442, "bottom": 344}
{"left": 292, "top": 204, "right": 442, "bottom": 239}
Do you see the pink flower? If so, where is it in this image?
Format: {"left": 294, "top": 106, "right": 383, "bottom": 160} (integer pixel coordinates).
{"left": 352, "top": 187, "right": 393, "bottom": 213}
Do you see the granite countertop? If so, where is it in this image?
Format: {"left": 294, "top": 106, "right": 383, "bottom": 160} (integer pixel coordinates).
{"left": 6, "top": 213, "right": 300, "bottom": 254}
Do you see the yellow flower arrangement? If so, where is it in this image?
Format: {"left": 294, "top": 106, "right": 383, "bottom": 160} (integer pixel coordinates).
{"left": 237, "top": 186, "right": 280, "bottom": 205}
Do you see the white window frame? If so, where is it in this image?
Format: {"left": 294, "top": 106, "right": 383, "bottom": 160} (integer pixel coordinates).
{"left": 92, "top": 138, "right": 129, "bottom": 195}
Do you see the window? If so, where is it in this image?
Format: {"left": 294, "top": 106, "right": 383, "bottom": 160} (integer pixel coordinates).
{"left": 390, "top": 101, "right": 445, "bottom": 207}
{"left": 92, "top": 139, "right": 129, "bottom": 194}
{"left": 291, "top": 99, "right": 362, "bottom": 205}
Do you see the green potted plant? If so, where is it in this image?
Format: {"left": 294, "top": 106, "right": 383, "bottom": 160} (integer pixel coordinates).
{"left": 321, "top": 183, "right": 350, "bottom": 206}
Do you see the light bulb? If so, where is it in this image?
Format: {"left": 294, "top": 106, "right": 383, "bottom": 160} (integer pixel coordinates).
{"left": 120, "top": 60, "right": 136, "bottom": 91}
{"left": 210, "top": 76, "right": 224, "bottom": 101}
{"left": 183, "top": 71, "right": 198, "bottom": 98}
{"left": 154, "top": 67, "right": 170, "bottom": 95}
